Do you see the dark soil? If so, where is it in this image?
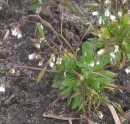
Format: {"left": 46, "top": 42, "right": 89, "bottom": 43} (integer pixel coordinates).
{"left": 0, "top": 0, "right": 130, "bottom": 124}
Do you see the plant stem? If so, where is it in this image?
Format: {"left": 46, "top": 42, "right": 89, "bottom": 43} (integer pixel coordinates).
{"left": 13, "top": 65, "right": 59, "bottom": 73}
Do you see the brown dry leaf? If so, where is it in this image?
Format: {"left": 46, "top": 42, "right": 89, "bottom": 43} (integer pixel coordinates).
{"left": 105, "top": 103, "right": 121, "bottom": 124}
{"left": 3, "top": 29, "right": 10, "bottom": 40}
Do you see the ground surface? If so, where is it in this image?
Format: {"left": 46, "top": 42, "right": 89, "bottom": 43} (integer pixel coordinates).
{"left": 0, "top": 0, "right": 130, "bottom": 124}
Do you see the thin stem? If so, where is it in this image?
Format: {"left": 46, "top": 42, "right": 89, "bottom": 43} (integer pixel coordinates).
{"left": 60, "top": 5, "right": 64, "bottom": 36}
{"left": 12, "top": 65, "right": 59, "bottom": 73}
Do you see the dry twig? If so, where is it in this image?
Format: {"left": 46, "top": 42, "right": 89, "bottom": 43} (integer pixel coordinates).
{"left": 105, "top": 103, "right": 121, "bottom": 124}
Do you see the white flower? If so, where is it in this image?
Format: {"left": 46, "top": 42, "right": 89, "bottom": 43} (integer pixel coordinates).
{"left": 110, "top": 52, "right": 116, "bottom": 63}
{"left": 28, "top": 53, "right": 36, "bottom": 60}
{"left": 50, "top": 54, "right": 55, "bottom": 62}
{"left": 89, "top": 61, "right": 94, "bottom": 67}
{"left": 0, "top": 84, "right": 5, "bottom": 92}
{"left": 92, "top": 11, "right": 99, "bottom": 16}
{"left": 10, "top": 69, "right": 15, "bottom": 74}
{"left": 49, "top": 61, "right": 54, "bottom": 68}
{"left": 56, "top": 57, "right": 62, "bottom": 65}
{"left": 35, "top": 43, "right": 40, "bottom": 49}
{"left": 11, "top": 28, "right": 17, "bottom": 36}
{"left": 114, "top": 45, "right": 119, "bottom": 53}
{"left": 38, "top": 61, "right": 43, "bottom": 66}
{"left": 98, "top": 111, "right": 103, "bottom": 119}
{"left": 110, "top": 15, "right": 116, "bottom": 21}
{"left": 125, "top": 67, "right": 130, "bottom": 74}
{"left": 11, "top": 28, "right": 22, "bottom": 39}
{"left": 36, "top": 55, "right": 41, "bottom": 59}
{"left": 104, "top": 0, "right": 110, "bottom": 4}
{"left": 98, "top": 16, "right": 104, "bottom": 25}
{"left": 110, "top": 52, "right": 116, "bottom": 59}
{"left": 36, "top": 6, "right": 41, "bottom": 14}
{"left": 105, "top": 8, "right": 110, "bottom": 17}
{"left": 97, "top": 49, "right": 105, "bottom": 55}
{"left": 17, "top": 31, "right": 22, "bottom": 38}
{"left": 118, "top": 11, "right": 122, "bottom": 17}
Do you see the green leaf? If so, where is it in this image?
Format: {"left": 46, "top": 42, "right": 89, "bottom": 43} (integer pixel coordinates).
{"left": 87, "top": 78, "right": 100, "bottom": 91}
{"left": 122, "top": 40, "right": 130, "bottom": 53}
{"left": 52, "top": 74, "right": 64, "bottom": 88}
{"left": 74, "top": 4, "right": 84, "bottom": 16}
{"left": 123, "top": 8, "right": 128, "bottom": 14}
{"left": 28, "top": 2, "right": 40, "bottom": 11}
{"left": 81, "top": 42, "right": 94, "bottom": 64}
{"left": 100, "top": 28, "right": 111, "bottom": 37}
{"left": 84, "top": 3, "right": 99, "bottom": 8}
{"left": 99, "top": 70, "right": 117, "bottom": 78}
{"left": 127, "top": 54, "right": 130, "bottom": 60}
{"left": 120, "top": 13, "right": 129, "bottom": 26}
{"left": 62, "top": 56, "right": 78, "bottom": 72}
{"left": 93, "top": 54, "right": 110, "bottom": 71}
{"left": 72, "top": 94, "right": 82, "bottom": 109}
{"left": 37, "top": 23, "right": 45, "bottom": 38}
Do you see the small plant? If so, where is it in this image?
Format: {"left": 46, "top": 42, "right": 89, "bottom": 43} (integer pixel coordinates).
{"left": 7, "top": 0, "right": 130, "bottom": 123}
{"left": 94, "top": 9, "right": 130, "bottom": 69}
{"left": 51, "top": 41, "right": 117, "bottom": 113}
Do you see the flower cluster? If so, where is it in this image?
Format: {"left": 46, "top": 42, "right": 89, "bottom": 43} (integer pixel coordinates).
{"left": 28, "top": 53, "right": 43, "bottom": 66}
{"left": 92, "top": 0, "right": 122, "bottom": 25}
{"left": 48, "top": 54, "right": 62, "bottom": 68}
{"left": 11, "top": 27, "right": 22, "bottom": 38}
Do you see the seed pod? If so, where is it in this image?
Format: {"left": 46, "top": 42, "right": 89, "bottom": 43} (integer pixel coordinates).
{"left": 36, "top": 66, "right": 47, "bottom": 83}
{"left": 40, "top": 19, "right": 54, "bottom": 31}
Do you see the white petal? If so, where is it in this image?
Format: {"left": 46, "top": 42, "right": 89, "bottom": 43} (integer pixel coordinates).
{"left": 38, "top": 61, "right": 43, "bottom": 66}
{"left": 125, "top": 68, "right": 130, "bottom": 74}
{"left": 0, "top": 84, "right": 5, "bottom": 92}
{"left": 105, "top": 8, "right": 110, "bottom": 17}
{"left": 17, "top": 33, "right": 22, "bottom": 38}
{"left": 10, "top": 69, "right": 15, "bottom": 74}
{"left": 98, "top": 111, "right": 103, "bottom": 119}
{"left": 110, "top": 15, "right": 116, "bottom": 21}
{"left": 56, "top": 57, "right": 62, "bottom": 65}
{"left": 40, "top": 25, "right": 43, "bottom": 29}
{"left": 89, "top": 61, "right": 94, "bottom": 67}
{"left": 28, "top": 53, "right": 36, "bottom": 60}
{"left": 97, "top": 49, "right": 105, "bottom": 55}
{"left": 104, "top": 0, "right": 110, "bottom": 4}
{"left": 114, "top": 45, "right": 119, "bottom": 53}
{"left": 99, "top": 16, "right": 103, "bottom": 25}
{"left": 35, "top": 43, "right": 40, "bottom": 48}
{"left": 92, "top": 11, "right": 99, "bottom": 16}
{"left": 49, "top": 61, "right": 54, "bottom": 68}
{"left": 110, "top": 52, "right": 116, "bottom": 59}
{"left": 118, "top": 11, "right": 122, "bottom": 17}
{"left": 12, "top": 29, "right": 17, "bottom": 36}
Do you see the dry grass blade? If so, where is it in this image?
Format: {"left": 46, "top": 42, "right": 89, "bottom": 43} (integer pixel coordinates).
{"left": 3, "top": 29, "right": 9, "bottom": 40}
{"left": 105, "top": 103, "right": 121, "bottom": 124}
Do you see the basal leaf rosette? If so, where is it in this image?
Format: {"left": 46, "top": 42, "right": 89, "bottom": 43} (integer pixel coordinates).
{"left": 52, "top": 41, "right": 117, "bottom": 110}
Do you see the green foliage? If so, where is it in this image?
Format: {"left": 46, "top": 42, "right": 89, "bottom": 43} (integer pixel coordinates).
{"left": 52, "top": 41, "right": 116, "bottom": 110}
{"left": 95, "top": 10, "right": 130, "bottom": 68}
{"left": 26, "top": 0, "right": 129, "bottom": 118}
